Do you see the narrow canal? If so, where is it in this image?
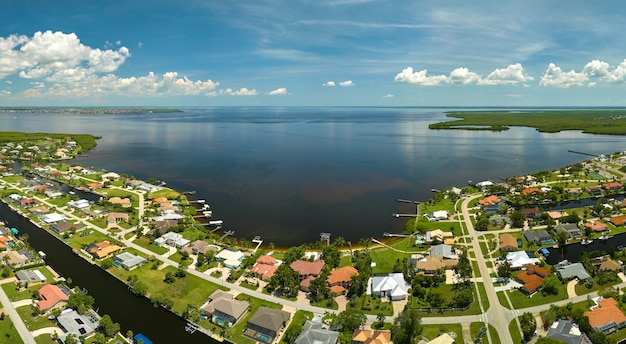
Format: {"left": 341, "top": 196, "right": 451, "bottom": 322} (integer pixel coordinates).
{"left": 0, "top": 201, "right": 219, "bottom": 343}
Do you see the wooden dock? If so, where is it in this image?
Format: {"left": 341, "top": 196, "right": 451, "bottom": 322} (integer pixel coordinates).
{"left": 219, "top": 230, "right": 235, "bottom": 241}
{"left": 397, "top": 199, "right": 422, "bottom": 204}
{"left": 392, "top": 213, "right": 419, "bottom": 218}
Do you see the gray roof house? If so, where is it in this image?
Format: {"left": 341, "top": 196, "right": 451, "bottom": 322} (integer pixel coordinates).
{"left": 556, "top": 223, "right": 583, "bottom": 238}
{"left": 557, "top": 263, "right": 592, "bottom": 281}
{"left": 57, "top": 309, "right": 99, "bottom": 339}
{"left": 523, "top": 230, "right": 553, "bottom": 244}
{"left": 546, "top": 319, "right": 592, "bottom": 344}
{"left": 15, "top": 269, "right": 47, "bottom": 285}
{"left": 295, "top": 320, "right": 339, "bottom": 344}
{"left": 430, "top": 244, "right": 458, "bottom": 259}
{"left": 113, "top": 252, "right": 146, "bottom": 270}
{"left": 244, "top": 307, "right": 290, "bottom": 344}
{"left": 201, "top": 291, "right": 250, "bottom": 328}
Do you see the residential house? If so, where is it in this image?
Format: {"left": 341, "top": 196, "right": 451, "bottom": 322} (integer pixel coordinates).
{"left": 566, "top": 188, "right": 583, "bottom": 197}
{"left": 587, "top": 186, "right": 603, "bottom": 195}
{"left": 475, "top": 180, "right": 494, "bottom": 190}
{"left": 101, "top": 172, "right": 120, "bottom": 181}
{"left": 584, "top": 298, "right": 626, "bottom": 334}
{"left": 520, "top": 207, "right": 541, "bottom": 219}
{"left": 523, "top": 230, "right": 553, "bottom": 245}
{"left": 351, "top": 330, "right": 391, "bottom": 344}
{"left": 15, "top": 269, "right": 47, "bottom": 285}
{"left": 489, "top": 215, "right": 512, "bottom": 227}
{"left": 244, "top": 307, "right": 290, "bottom": 344}
{"left": 0, "top": 251, "right": 27, "bottom": 267}
{"left": 428, "top": 210, "right": 448, "bottom": 222}
{"left": 250, "top": 255, "right": 280, "bottom": 280}
{"left": 480, "top": 195, "right": 504, "bottom": 214}
{"left": 415, "top": 256, "right": 458, "bottom": 275}
{"left": 108, "top": 197, "right": 131, "bottom": 208}
{"left": 149, "top": 219, "right": 178, "bottom": 236}
{"left": 87, "top": 241, "right": 122, "bottom": 259}
{"left": 18, "top": 198, "right": 37, "bottom": 208}
{"left": 430, "top": 244, "right": 458, "bottom": 259}
{"left": 201, "top": 290, "right": 250, "bottom": 328}
{"left": 426, "top": 333, "right": 456, "bottom": 344}
{"left": 36, "top": 284, "right": 69, "bottom": 312}
{"left": 610, "top": 216, "right": 626, "bottom": 227}
{"left": 585, "top": 221, "right": 608, "bottom": 233}
{"left": 86, "top": 183, "right": 103, "bottom": 189}
{"left": 557, "top": 263, "right": 592, "bottom": 282}
{"left": 290, "top": 260, "right": 325, "bottom": 280}
{"left": 424, "top": 229, "right": 454, "bottom": 243}
{"left": 546, "top": 319, "right": 592, "bottom": 344}
{"left": 107, "top": 212, "right": 129, "bottom": 225}
{"left": 182, "top": 240, "right": 217, "bottom": 256}
{"left": 499, "top": 233, "right": 518, "bottom": 252}
{"left": 50, "top": 221, "right": 84, "bottom": 234}
{"left": 599, "top": 258, "right": 622, "bottom": 272}
{"left": 57, "top": 309, "right": 99, "bottom": 339}
{"left": 152, "top": 209, "right": 183, "bottom": 222}
{"left": 29, "top": 205, "right": 50, "bottom": 215}
{"left": 547, "top": 211, "right": 569, "bottom": 222}
{"left": 67, "top": 199, "right": 90, "bottom": 209}
{"left": 506, "top": 251, "right": 540, "bottom": 269}
{"left": 370, "top": 273, "right": 408, "bottom": 301}
{"left": 327, "top": 266, "right": 359, "bottom": 295}
{"left": 522, "top": 187, "right": 545, "bottom": 197}
{"left": 515, "top": 264, "right": 549, "bottom": 295}
{"left": 556, "top": 223, "right": 583, "bottom": 238}
{"left": 216, "top": 249, "right": 245, "bottom": 269}
{"left": 295, "top": 320, "right": 339, "bottom": 344}
{"left": 113, "top": 252, "right": 146, "bottom": 270}
{"left": 154, "top": 232, "right": 190, "bottom": 249}
{"left": 603, "top": 182, "right": 624, "bottom": 191}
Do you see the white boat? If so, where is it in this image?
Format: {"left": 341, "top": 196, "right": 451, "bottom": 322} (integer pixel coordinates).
{"left": 38, "top": 251, "right": 46, "bottom": 259}
{"left": 581, "top": 239, "right": 593, "bottom": 245}
{"left": 600, "top": 234, "right": 612, "bottom": 240}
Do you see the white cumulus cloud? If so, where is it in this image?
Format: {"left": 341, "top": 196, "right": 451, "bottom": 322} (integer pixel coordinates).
{"left": 383, "top": 94, "right": 394, "bottom": 98}
{"left": 448, "top": 67, "right": 481, "bottom": 85}
{"left": 394, "top": 67, "right": 448, "bottom": 85}
{"left": 477, "top": 63, "right": 533, "bottom": 85}
{"left": 207, "top": 87, "right": 258, "bottom": 96}
{"left": 339, "top": 80, "right": 354, "bottom": 87}
{"left": 539, "top": 63, "right": 588, "bottom": 88}
{"left": 267, "top": 87, "right": 287, "bottom": 95}
{"left": 322, "top": 81, "right": 336, "bottom": 87}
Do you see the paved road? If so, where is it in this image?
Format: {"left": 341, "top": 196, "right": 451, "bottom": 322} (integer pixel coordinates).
{"left": 0, "top": 278, "right": 36, "bottom": 344}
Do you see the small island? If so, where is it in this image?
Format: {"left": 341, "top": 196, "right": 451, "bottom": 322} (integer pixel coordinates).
{"left": 429, "top": 110, "right": 626, "bottom": 135}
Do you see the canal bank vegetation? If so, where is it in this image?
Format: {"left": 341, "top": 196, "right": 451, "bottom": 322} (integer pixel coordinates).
{"left": 429, "top": 110, "right": 626, "bottom": 135}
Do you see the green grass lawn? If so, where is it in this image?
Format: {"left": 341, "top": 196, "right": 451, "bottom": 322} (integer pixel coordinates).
{"left": 132, "top": 237, "right": 168, "bottom": 255}
{"left": 108, "top": 264, "right": 227, "bottom": 316}
{"left": 421, "top": 323, "right": 463, "bottom": 342}
{"left": 509, "top": 319, "right": 522, "bottom": 344}
{"left": 66, "top": 231, "right": 113, "bottom": 249}
{"left": 497, "top": 291, "right": 511, "bottom": 309}
{"left": 412, "top": 283, "right": 482, "bottom": 317}
{"left": 16, "top": 305, "right": 56, "bottom": 331}
{"left": 0, "top": 315, "right": 24, "bottom": 344}
{"left": 239, "top": 280, "right": 259, "bottom": 291}
{"left": 346, "top": 295, "right": 393, "bottom": 316}
{"left": 310, "top": 298, "right": 338, "bottom": 310}
{"left": 168, "top": 252, "right": 193, "bottom": 266}
{"left": 146, "top": 189, "right": 181, "bottom": 200}
{"left": 34, "top": 334, "right": 55, "bottom": 344}
{"left": 37, "top": 266, "right": 57, "bottom": 282}
{"left": 1, "top": 282, "right": 43, "bottom": 302}
{"left": 279, "top": 310, "right": 313, "bottom": 344}
{"left": 504, "top": 276, "right": 567, "bottom": 309}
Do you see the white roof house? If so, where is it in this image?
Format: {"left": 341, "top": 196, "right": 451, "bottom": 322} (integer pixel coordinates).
{"left": 67, "top": 199, "right": 90, "bottom": 209}
{"left": 40, "top": 213, "right": 65, "bottom": 224}
{"left": 428, "top": 210, "right": 449, "bottom": 222}
{"left": 476, "top": 180, "right": 494, "bottom": 188}
{"left": 506, "top": 251, "right": 540, "bottom": 269}
{"left": 370, "top": 273, "right": 408, "bottom": 301}
{"left": 114, "top": 252, "right": 146, "bottom": 270}
{"left": 154, "top": 232, "right": 190, "bottom": 248}
{"left": 216, "top": 249, "right": 245, "bottom": 269}
{"left": 153, "top": 209, "right": 183, "bottom": 222}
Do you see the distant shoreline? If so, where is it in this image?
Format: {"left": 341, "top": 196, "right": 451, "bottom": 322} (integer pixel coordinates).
{"left": 0, "top": 108, "right": 182, "bottom": 114}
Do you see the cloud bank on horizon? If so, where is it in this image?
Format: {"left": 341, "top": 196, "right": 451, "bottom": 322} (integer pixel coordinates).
{"left": 2, "top": 1, "right": 626, "bottom": 106}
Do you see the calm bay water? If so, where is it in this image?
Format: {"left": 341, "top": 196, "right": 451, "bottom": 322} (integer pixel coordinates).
{"left": 2, "top": 107, "right": 626, "bottom": 246}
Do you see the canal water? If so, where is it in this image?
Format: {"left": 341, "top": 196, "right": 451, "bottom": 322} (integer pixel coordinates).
{"left": 546, "top": 232, "right": 626, "bottom": 265}
{"left": 0, "top": 201, "right": 218, "bottom": 343}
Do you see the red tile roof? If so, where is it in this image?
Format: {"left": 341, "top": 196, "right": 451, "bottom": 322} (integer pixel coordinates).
{"left": 610, "top": 216, "right": 626, "bottom": 226}
{"left": 290, "top": 260, "right": 324, "bottom": 277}
{"left": 37, "top": 284, "right": 68, "bottom": 311}
{"left": 327, "top": 266, "right": 359, "bottom": 285}
{"left": 250, "top": 263, "right": 278, "bottom": 280}
{"left": 585, "top": 298, "right": 626, "bottom": 330}
{"left": 522, "top": 187, "right": 544, "bottom": 196}
{"left": 585, "top": 221, "right": 608, "bottom": 232}
{"left": 479, "top": 195, "right": 501, "bottom": 206}
{"left": 256, "top": 255, "right": 276, "bottom": 265}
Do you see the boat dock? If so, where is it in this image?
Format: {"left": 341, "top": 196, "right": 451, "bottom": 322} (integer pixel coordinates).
{"left": 219, "top": 230, "right": 235, "bottom": 241}
{"left": 397, "top": 199, "right": 422, "bottom": 204}
{"left": 567, "top": 150, "right": 599, "bottom": 157}
{"left": 392, "top": 213, "right": 419, "bottom": 218}
{"left": 252, "top": 236, "right": 263, "bottom": 253}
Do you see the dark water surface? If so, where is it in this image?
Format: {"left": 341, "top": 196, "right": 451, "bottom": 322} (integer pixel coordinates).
{"left": 3, "top": 107, "right": 626, "bottom": 246}
{"left": 0, "top": 202, "right": 215, "bottom": 343}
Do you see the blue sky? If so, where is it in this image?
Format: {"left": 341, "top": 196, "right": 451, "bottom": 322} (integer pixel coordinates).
{"left": 2, "top": 0, "right": 626, "bottom": 106}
